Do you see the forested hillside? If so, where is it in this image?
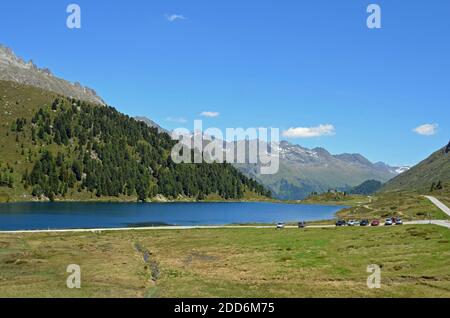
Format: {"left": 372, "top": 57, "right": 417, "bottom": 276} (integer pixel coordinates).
{"left": 0, "top": 81, "right": 270, "bottom": 202}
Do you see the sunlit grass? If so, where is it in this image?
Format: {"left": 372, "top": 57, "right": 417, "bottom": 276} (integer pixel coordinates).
{"left": 0, "top": 225, "right": 449, "bottom": 298}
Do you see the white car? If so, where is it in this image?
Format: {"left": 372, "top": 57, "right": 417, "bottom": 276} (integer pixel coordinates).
{"left": 347, "top": 220, "right": 357, "bottom": 226}
{"left": 276, "top": 223, "right": 285, "bottom": 229}
{"left": 385, "top": 218, "right": 393, "bottom": 226}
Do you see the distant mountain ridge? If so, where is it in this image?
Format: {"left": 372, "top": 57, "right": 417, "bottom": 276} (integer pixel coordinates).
{"left": 234, "top": 140, "right": 407, "bottom": 200}
{"left": 134, "top": 116, "right": 169, "bottom": 134}
{"left": 0, "top": 44, "right": 104, "bottom": 105}
{"left": 374, "top": 162, "right": 410, "bottom": 175}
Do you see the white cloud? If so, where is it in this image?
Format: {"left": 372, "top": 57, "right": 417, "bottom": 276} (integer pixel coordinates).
{"left": 165, "top": 14, "right": 186, "bottom": 22}
{"left": 166, "top": 117, "right": 187, "bottom": 124}
{"left": 282, "top": 124, "right": 336, "bottom": 138}
{"left": 413, "top": 123, "right": 438, "bottom": 136}
{"left": 200, "top": 111, "right": 220, "bottom": 118}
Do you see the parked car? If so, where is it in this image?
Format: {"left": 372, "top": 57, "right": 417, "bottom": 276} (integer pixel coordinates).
{"left": 298, "top": 221, "right": 307, "bottom": 228}
{"left": 347, "top": 220, "right": 357, "bottom": 226}
{"left": 395, "top": 218, "right": 403, "bottom": 225}
{"left": 360, "top": 220, "right": 369, "bottom": 226}
{"left": 276, "top": 223, "right": 285, "bottom": 229}
{"left": 336, "top": 220, "right": 347, "bottom": 227}
{"left": 371, "top": 220, "right": 380, "bottom": 226}
{"left": 385, "top": 218, "right": 393, "bottom": 226}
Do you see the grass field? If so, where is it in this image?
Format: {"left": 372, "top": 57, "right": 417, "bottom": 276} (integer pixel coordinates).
{"left": 0, "top": 225, "right": 449, "bottom": 298}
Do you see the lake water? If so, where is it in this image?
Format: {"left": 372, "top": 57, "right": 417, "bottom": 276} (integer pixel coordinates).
{"left": 0, "top": 202, "right": 344, "bottom": 231}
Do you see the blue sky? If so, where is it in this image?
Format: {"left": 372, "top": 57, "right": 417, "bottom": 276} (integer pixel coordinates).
{"left": 1, "top": 0, "right": 449, "bottom": 165}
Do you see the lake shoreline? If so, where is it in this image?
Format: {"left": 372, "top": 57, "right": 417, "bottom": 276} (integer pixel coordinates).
{"left": 0, "top": 201, "right": 345, "bottom": 231}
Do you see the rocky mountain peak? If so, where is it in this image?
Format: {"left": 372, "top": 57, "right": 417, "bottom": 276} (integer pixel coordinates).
{"left": 0, "top": 44, "right": 105, "bottom": 105}
{"left": 1, "top": 46, "right": 40, "bottom": 72}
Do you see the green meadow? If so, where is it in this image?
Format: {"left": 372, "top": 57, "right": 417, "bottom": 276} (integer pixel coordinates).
{"left": 0, "top": 225, "right": 449, "bottom": 298}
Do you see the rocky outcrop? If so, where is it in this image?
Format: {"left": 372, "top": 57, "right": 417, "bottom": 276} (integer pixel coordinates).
{"left": 0, "top": 44, "right": 105, "bottom": 105}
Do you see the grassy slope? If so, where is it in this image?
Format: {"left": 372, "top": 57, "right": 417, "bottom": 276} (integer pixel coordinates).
{"left": 381, "top": 144, "right": 450, "bottom": 193}
{"left": 0, "top": 81, "right": 59, "bottom": 202}
{"left": 0, "top": 226, "right": 449, "bottom": 298}
{"left": 302, "top": 192, "right": 371, "bottom": 207}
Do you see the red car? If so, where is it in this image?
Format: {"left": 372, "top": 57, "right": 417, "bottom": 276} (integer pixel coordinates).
{"left": 371, "top": 220, "right": 380, "bottom": 226}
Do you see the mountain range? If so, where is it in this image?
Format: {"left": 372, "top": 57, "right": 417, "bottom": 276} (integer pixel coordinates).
{"left": 234, "top": 140, "right": 408, "bottom": 199}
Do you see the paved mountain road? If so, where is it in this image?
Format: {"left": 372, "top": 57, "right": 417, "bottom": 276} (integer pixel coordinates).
{"left": 424, "top": 196, "right": 450, "bottom": 218}
{"left": 1, "top": 222, "right": 449, "bottom": 234}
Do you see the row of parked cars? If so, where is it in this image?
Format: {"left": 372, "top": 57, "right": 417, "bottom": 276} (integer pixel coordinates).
{"left": 336, "top": 217, "right": 403, "bottom": 227}
{"left": 276, "top": 221, "right": 306, "bottom": 229}
{"left": 275, "top": 218, "right": 403, "bottom": 229}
